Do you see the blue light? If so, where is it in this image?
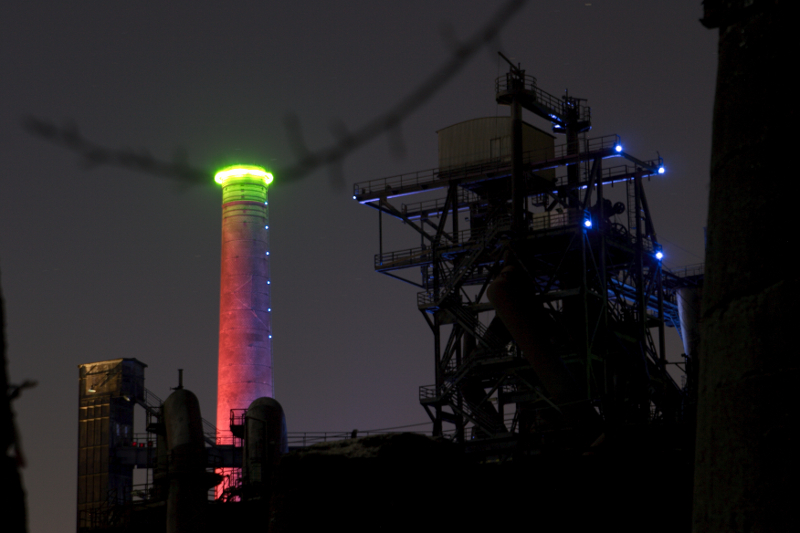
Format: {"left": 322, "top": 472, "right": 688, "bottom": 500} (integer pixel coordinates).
{"left": 267, "top": 280, "right": 271, "bottom": 284}
{"left": 266, "top": 251, "right": 270, "bottom": 255}
{"left": 656, "top": 251, "right": 664, "bottom": 260}
{"left": 353, "top": 195, "right": 357, "bottom": 200}
{"left": 584, "top": 219, "right": 592, "bottom": 228}
{"left": 658, "top": 166, "right": 665, "bottom": 174}
{"left": 615, "top": 144, "right": 622, "bottom": 153}
{"left": 268, "top": 335, "right": 272, "bottom": 339}
{"left": 265, "top": 225, "right": 269, "bottom": 229}
{"left": 268, "top": 308, "right": 271, "bottom": 312}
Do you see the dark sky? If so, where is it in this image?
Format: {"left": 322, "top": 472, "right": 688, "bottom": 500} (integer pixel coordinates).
{"left": 1, "top": 2, "right": 716, "bottom": 531}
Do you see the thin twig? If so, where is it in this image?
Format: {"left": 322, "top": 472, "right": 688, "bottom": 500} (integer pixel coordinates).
{"left": 23, "top": 0, "right": 527, "bottom": 186}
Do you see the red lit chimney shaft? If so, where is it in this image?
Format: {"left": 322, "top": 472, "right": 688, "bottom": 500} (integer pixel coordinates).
{"left": 216, "top": 170, "right": 272, "bottom": 445}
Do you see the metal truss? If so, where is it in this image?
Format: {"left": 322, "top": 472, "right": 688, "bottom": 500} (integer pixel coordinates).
{"left": 354, "top": 64, "right": 690, "bottom": 451}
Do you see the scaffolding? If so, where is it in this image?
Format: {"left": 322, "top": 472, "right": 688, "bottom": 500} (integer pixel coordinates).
{"left": 353, "top": 61, "right": 695, "bottom": 452}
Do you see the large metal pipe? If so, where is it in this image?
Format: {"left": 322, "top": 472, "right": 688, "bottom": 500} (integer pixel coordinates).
{"left": 487, "top": 265, "right": 599, "bottom": 430}
{"left": 215, "top": 166, "right": 274, "bottom": 444}
{"left": 676, "top": 286, "right": 702, "bottom": 360}
{"left": 243, "top": 397, "right": 287, "bottom": 496}
{"left": 163, "top": 388, "right": 207, "bottom": 533}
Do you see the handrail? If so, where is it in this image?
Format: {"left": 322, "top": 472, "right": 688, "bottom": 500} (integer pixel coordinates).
{"left": 665, "top": 263, "right": 704, "bottom": 279}
{"left": 495, "top": 74, "right": 591, "bottom": 124}
{"left": 285, "top": 430, "right": 433, "bottom": 448}
{"left": 375, "top": 247, "right": 433, "bottom": 270}
{"left": 378, "top": 208, "right": 590, "bottom": 279}
{"left": 401, "top": 188, "right": 479, "bottom": 218}
{"left": 353, "top": 134, "right": 622, "bottom": 200}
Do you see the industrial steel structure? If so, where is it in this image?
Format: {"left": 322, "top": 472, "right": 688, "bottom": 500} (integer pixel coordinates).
{"left": 75, "top": 358, "right": 288, "bottom": 532}
{"left": 353, "top": 60, "right": 700, "bottom": 451}
{"left": 77, "top": 359, "right": 147, "bottom": 530}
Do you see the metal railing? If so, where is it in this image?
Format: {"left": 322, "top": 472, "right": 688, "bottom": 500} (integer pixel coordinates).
{"left": 353, "top": 134, "right": 621, "bottom": 199}
{"left": 666, "top": 263, "right": 704, "bottom": 278}
{"left": 401, "top": 188, "right": 479, "bottom": 218}
{"left": 142, "top": 388, "right": 163, "bottom": 408}
{"left": 286, "top": 430, "right": 432, "bottom": 448}
{"left": 202, "top": 417, "right": 220, "bottom": 443}
{"left": 495, "top": 73, "right": 591, "bottom": 125}
{"left": 375, "top": 246, "right": 433, "bottom": 270}
{"left": 419, "top": 385, "right": 438, "bottom": 401}
{"left": 380, "top": 208, "right": 588, "bottom": 281}
{"left": 420, "top": 385, "right": 520, "bottom": 439}
{"left": 495, "top": 72, "right": 538, "bottom": 94}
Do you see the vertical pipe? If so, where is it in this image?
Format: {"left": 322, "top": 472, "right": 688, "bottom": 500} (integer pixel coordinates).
{"left": 451, "top": 184, "right": 459, "bottom": 241}
{"left": 633, "top": 174, "right": 649, "bottom": 420}
{"left": 634, "top": 174, "right": 644, "bottom": 324}
{"left": 676, "top": 287, "right": 702, "bottom": 360}
{"left": 657, "top": 266, "right": 665, "bottom": 367}
{"left": 215, "top": 166, "right": 274, "bottom": 447}
{"left": 596, "top": 160, "right": 608, "bottom": 398}
{"left": 433, "top": 315, "right": 443, "bottom": 438}
{"left": 511, "top": 97, "right": 523, "bottom": 233}
{"left": 566, "top": 105, "right": 580, "bottom": 209}
{"left": 581, "top": 225, "right": 590, "bottom": 399}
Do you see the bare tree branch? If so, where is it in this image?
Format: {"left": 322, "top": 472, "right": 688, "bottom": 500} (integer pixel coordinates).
{"left": 23, "top": 0, "right": 528, "bottom": 186}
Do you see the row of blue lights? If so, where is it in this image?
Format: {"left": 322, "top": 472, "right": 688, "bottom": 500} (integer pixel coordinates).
{"left": 264, "top": 222, "right": 272, "bottom": 286}
{"left": 266, "top": 199, "right": 273, "bottom": 339}
{"left": 583, "top": 213, "right": 663, "bottom": 261}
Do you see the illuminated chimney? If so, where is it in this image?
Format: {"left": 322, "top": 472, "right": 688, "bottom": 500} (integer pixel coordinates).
{"left": 214, "top": 165, "right": 273, "bottom": 445}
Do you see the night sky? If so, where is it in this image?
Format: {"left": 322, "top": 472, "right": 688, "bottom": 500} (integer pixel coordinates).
{"left": 1, "top": 2, "right": 716, "bottom": 531}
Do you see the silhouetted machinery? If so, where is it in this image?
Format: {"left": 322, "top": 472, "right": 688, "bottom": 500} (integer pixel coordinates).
{"left": 353, "top": 57, "right": 700, "bottom": 452}
{"left": 77, "top": 359, "right": 287, "bottom": 532}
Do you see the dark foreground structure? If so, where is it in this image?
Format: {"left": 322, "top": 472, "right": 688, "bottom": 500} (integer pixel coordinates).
{"left": 694, "top": 1, "right": 796, "bottom": 531}
{"left": 80, "top": 427, "right": 692, "bottom": 533}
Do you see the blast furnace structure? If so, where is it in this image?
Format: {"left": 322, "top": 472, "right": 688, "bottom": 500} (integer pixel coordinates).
{"left": 353, "top": 59, "right": 700, "bottom": 453}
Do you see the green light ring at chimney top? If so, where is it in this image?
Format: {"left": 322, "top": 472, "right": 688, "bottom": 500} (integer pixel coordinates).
{"left": 214, "top": 165, "right": 274, "bottom": 186}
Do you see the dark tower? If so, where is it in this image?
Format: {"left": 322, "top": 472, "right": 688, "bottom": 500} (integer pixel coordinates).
{"left": 77, "top": 358, "right": 146, "bottom": 531}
